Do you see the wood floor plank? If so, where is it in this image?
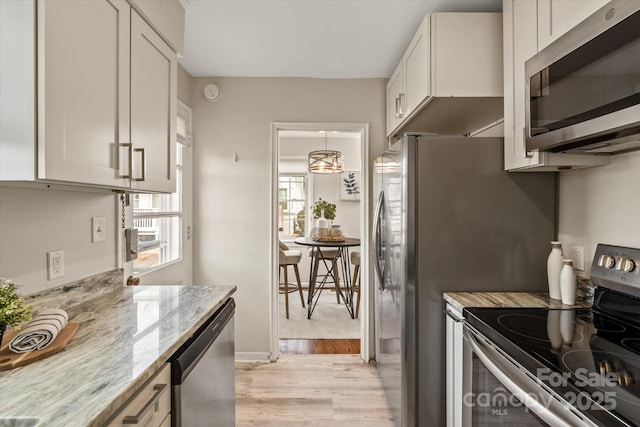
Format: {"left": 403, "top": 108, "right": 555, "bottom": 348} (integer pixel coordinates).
{"left": 236, "top": 354, "right": 394, "bottom": 426}
{"left": 279, "top": 338, "right": 360, "bottom": 354}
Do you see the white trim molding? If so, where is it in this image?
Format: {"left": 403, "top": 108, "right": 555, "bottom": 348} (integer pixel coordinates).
{"left": 270, "top": 121, "right": 370, "bottom": 363}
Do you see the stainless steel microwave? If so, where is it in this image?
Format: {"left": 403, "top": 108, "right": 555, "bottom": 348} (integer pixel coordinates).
{"left": 525, "top": 1, "right": 640, "bottom": 155}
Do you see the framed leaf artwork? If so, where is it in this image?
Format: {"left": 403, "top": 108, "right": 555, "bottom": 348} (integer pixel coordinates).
{"left": 341, "top": 171, "right": 361, "bottom": 201}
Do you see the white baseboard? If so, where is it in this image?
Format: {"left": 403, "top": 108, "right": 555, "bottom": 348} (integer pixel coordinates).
{"left": 235, "top": 351, "right": 272, "bottom": 362}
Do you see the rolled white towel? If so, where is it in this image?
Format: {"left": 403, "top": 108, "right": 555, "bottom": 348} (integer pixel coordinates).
{"left": 9, "top": 308, "right": 68, "bottom": 353}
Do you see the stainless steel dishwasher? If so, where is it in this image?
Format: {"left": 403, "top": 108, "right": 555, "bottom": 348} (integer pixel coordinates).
{"left": 170, "top": 298, "right": 235, "bottom": 427}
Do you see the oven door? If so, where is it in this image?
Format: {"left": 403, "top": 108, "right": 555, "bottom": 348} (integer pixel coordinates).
{"left": 462, "top": 325, "right": 597, "bottom": 427}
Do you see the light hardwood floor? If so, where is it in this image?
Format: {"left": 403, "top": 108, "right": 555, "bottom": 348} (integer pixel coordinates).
{"left": 236, "top": 354, "right": 395, "bottom": 426}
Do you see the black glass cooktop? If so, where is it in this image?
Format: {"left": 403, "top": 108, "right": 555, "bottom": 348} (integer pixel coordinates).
{"left": 464, "top": 306, "right": 640, "bottom": 427}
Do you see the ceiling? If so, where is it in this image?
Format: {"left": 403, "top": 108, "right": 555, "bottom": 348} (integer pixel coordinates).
{"left": 179, "top": 0, "right": 502, "bottom": 79}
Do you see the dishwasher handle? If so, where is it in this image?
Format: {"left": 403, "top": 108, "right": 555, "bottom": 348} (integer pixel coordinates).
{"left": 170, "top": 298, "right": 235, "bottom": 384}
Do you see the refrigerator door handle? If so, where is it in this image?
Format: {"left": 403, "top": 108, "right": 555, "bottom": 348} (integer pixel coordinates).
{"left": 373, "top": 191, "right": 385, "bottom": 289}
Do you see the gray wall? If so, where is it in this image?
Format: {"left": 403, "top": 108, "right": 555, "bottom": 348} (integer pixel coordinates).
{"left": 190, "top": 77, "right": 386, "bottom": 355}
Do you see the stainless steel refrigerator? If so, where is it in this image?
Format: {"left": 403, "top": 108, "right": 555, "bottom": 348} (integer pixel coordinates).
{"left": 372, "top": 134, "right": 555, "bottom": 427}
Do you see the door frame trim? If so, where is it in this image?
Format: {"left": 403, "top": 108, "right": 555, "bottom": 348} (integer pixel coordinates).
{"left": 270, "top": 121, "right": 370, "bottom": 362}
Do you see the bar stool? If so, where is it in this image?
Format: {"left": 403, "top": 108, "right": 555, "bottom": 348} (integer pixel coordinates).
{"left": 279, "top": 241, "right": 305, "bottom": 319}
{"left": 308, "top": 247, "right": 342, "bottom": 303}
{"left": 351, "top": 250, "right": 361, "bottom": 318}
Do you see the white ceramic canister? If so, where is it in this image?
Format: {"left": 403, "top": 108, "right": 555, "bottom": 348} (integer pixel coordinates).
{"left": 547, "top": 241, "right": 564, "bottom": 300}
{"left": 560, "top": 259, "right": 577, "bottom": 306}
{"left": 316, "top": 210, "right": 329, "bottom": 237}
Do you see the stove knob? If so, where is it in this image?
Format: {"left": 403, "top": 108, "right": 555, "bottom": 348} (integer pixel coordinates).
{"left": 598, "top": 360, "right": 614, "bottom": 375}
{"left": 620, "top": 258, "right": 636, "bottom": 273}
{"left": 598, "top": 254, "right": 616, "bottom": 269}
{"left": 617, "top": 370, "right": 635, "bottom": 387}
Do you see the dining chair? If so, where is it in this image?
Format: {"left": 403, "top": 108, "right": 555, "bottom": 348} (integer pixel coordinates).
{"left": 279, "top": 241, "right": 305, "bottom": 319}
{"left": 351, "top": 250, "right": 361, "bottom": 318}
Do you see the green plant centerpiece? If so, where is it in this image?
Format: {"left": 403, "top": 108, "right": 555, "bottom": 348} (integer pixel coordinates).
{"left": 312, "top": 198, "right": 336, "bottom": 220}
{"left": 0, "top": 278, "right": 32, "bottom": 345}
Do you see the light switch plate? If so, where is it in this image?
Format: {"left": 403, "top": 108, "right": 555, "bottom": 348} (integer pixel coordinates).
{"left": 570, "top": 246, "right": 585, "bottom": 271}
{"left": 92, "top": 217, "right": 106, "bottom": 243}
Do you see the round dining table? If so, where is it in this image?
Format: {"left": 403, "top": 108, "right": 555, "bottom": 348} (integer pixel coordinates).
{"left": 294, "top": 237, "right": 361, "bottom": 319}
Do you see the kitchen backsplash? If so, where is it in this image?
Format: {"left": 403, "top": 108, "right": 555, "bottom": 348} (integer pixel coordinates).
{"left": 0, "top": 186, "right": 118, "bottom": 294}
{"left": 558, "top": 150, "right": 640, "bottom": 274}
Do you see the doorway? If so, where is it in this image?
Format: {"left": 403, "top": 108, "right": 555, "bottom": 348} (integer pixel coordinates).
{"left": 270, "top": 122, "right": 369, "bottom": 360}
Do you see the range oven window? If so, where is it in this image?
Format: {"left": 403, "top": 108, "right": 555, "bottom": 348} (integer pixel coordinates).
{"left": 462, "top": 324, "right": 600, "bottom": 427}
{"left": 470, "top": 354, "right": 548, "bottom": 426}
{"left": 529, "top": 10, "right": 640, "bottom": 136}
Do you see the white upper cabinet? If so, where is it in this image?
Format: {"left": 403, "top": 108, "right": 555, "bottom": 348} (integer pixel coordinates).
{"left": 38, "top": 0, "right": 131, "bottom": 188}
{"left": 502, "top": 0, "right": 609, "bottom": 171}
{"left": 386, "top": 13, "right": 503, "bottom": 137}
{"left": 537, "top": 0, "right": 609, "bottom": 50}
{"left": 386, "top": 62, "right": 405, "bottom": 136}
{"left": 130, "top": 12, "right": 177, "bottom": 193}
{"left": 128, "top": 0, "right": 185, "bottom": 54}
{"left": 386, "top": 15, "right": 429, "bottom": 136}
{"left": 0, "top": 0, "right": 181, "bottom": 192}
{"left": 403, "top": 16, "right": 431, "bottom": 114}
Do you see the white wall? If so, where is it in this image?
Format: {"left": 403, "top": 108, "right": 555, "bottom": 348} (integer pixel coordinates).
{"left": 0, "top": 187, "right": 118, "bottom": 295}
{"left": 558, "top": 151, "right": 640, "bottom": 273}
{"left": 191, "top": 77, "right": 386, "bottom": 354}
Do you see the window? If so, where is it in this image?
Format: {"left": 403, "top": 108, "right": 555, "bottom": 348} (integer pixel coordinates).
{"left": 278, "top": 174, "right": 308, "bottom": 239}
{"left": 132, "top": 102, "right": 191, "bottom": 274}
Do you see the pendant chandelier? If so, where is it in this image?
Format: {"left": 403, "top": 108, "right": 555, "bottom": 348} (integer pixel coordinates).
{"left": 308, "top": 132, "right": 344, "bottom": 174}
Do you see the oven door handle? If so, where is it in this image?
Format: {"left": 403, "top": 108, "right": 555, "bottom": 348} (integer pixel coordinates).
{"left": 464, "top": 327, "right": 597, "bottom": 427}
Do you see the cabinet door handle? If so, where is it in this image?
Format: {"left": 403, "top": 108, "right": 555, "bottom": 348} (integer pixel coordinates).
{"left": 398, "top": 93, "right": 405, "bottom": 116}
{"left": 122, "top": 383, "right": 168, "bottom": 424}
{"left": 120, "top": 143, "right": 134, "bottom": 178}
{"left": 133, "top": 147, "right": 146, "bottom": 181}
{"left": 395, "top": 94, "right": 406, "bottom": 119}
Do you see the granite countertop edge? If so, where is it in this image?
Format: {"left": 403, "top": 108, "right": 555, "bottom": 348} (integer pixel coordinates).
{"left": 443, "top": 291, "right": 592, "bottom": 312}
{"left": 0, "top": 270, "right": 236, "bottom": 427}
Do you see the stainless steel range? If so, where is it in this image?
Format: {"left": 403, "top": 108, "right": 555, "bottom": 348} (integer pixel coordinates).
{"left": 463, "top": 244, "right": 640, "bottom": 426}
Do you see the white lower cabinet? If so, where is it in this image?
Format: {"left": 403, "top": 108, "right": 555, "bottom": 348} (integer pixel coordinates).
{"left": 107, "top": 363, "right": 171, "bottom": 427}
{"left": 445, "top": 303, "right": 464, "bottom": 427}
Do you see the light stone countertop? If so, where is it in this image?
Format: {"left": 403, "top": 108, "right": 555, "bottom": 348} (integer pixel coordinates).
{"left": 0, "top": 270, "right": 236, "bottom": 427}
{"left": 443, "top": 291, "right": 592, "bottom": 313}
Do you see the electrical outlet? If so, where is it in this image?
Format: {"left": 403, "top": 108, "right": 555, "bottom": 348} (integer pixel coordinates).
{"left": 92, "top": 217, "right": 106, "bottom": 243}
{"left": 48, "top": 250, "right": 64, "bottom": 280}
{"left": 571, "top": 246, "right": 585, "bottom": 271}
